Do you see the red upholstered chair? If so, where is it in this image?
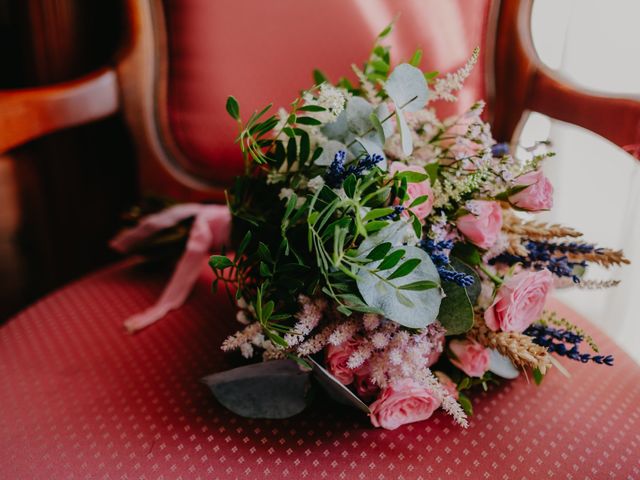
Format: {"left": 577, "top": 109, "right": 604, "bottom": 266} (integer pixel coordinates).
{"left": 1, "top": 1, "right": 639, "bottom": 478}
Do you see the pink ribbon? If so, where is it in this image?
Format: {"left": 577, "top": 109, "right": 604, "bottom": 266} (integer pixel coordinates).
{"left": 110, "top": 203, "right": 232, "bottom": 333}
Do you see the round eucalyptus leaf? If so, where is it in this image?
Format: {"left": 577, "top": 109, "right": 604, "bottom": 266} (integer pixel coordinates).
{"left": 375, "top": 102, "right": 395, "bottom": 138}
{"left": 356, "top": 220, "right": 417, "bottom": 256}
{"left": 395, "top": 109, "right": 413, "bottom": 156}
{"left": 356, "top": 246, "right": 442, "bottom": 329}
{"left": 488, "top": 349, "right": 520, "bottom": 379}
{"left": 201, "top": 360, "right": 310, "bottom": 419}
{"left": 438, "top": 280, "right": 474, "bottom": 335}
{"left": 321, "top": 109, "right": 349, "bottom": 141}
{"left": 385, "top": 63, "right": 430, "bottom": 113}
{"left": 346, "top": 96, "right": 375, "bottom": 137}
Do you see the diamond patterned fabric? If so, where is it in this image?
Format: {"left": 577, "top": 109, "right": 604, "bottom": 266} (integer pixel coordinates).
{"left": 1, "top": 260, "right": 639, "bottom": 479}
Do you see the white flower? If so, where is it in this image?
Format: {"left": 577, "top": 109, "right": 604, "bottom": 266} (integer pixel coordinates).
{"left": 317, "top": 84, "right": 346, "bottom": 119}
{"left": 278, "top": 188, "right": 295, "bottom": 201}
{"left": 236, "top": 310, "right": 250, "bottom": 325}
{"left": 240, "top": 343, "right": 254, "bottom": 359}
{"left": 307, "top": 175, "right": 325, "bottom": 193}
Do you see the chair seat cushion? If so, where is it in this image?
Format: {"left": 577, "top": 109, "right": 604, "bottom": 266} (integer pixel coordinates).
{"left": 1, "top": 260, "right": 639, "bottom": 479}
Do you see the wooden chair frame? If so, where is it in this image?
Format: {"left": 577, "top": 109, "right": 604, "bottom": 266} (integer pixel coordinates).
{"left": 1, "top": 0, "right": 639, "bottom": 202}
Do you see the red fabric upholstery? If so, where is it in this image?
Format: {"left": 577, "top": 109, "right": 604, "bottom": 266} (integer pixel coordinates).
{"left": 164, "top": 0, "right": 491, "bottom": 184}
{"left": 1, "top": 260, "right": 639, "bottom": 479}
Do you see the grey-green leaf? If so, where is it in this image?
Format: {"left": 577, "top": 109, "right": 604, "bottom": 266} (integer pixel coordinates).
{"left": 385, "top": 63, "right": 430, "bottom": 113}
{"left": 387, "top": 258, "right": 421, "bottom": 280}
{"left": 437, "top": 281, "right": 474, "bottom": 335}
{"left": 307, "top": 358, "right": 370, "bottom": 413}
{"left": 357, "top": 246, "right": 442, "bottom": 329}
{"left": 357, "top": 220, "right": 418, "bottom": 256}
{"left": 202, "top": 360, "right": 310, "bottom": 419}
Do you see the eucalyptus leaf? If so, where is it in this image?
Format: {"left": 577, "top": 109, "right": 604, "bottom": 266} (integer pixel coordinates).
{"left": 321, "top": 109, "right": 349, "bottom": 142}
{"left": 357, "top": 220, "right": 418, "bottom": 256}
{"left": 437, "top": 280, "right": 474, "bottom": 336}
{"left": 346, "top": 96, "right": 375, "bottom": 136}
{"left": 488, "top": 349, "right": 520, "bottom": 379}
{"left": 315, "top": 140, "right": 350, "bottom": 166}
{"left": 448, "top": 257, "right": 481, "bottom": 304}
{"left": 201, "top": 360, "right": 310, "bottom": 419}
{"left": 375, "top": 102, "right": 395, "bottom": 138}
{"left": 356, "top": 246, "right": 442, "bottom": 329}
{"left": 308, "top": 358, "right": 370, "bottom": 413}
{"left": 385, "top": 63, "right": 430, "bottom": 113}
{"left": 395, "top": 109, "right": 413, "bottom": 156}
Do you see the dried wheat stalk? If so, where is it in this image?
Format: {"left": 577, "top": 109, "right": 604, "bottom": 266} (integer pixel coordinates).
{"left": 469, "top": 316, "right": 552, "bottom": 374}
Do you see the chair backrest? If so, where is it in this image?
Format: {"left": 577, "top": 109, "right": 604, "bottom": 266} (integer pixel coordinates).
{"left": 3, "top": 0, "right": 638, "bottom": 200}
{"left": 118, "top": 0, "right": 494, "bottom": 201}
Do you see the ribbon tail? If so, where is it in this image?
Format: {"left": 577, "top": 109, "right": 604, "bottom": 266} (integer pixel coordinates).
{"left": 124, "top": 213, "right": 214, "bottom": 333}
{"left": 110, "top": 203, "right": 207, "bottom": 253}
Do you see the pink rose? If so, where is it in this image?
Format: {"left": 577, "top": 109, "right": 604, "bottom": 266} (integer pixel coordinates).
{"left": 509, "top": 170, "right": 554, "bottom": 211}
{"left": 389, "top": 162, "right": 434, "bottom": 220}
{"left": 353, "top": 363, "right": 380, "bottom": 400}
{"left": 456, "top": 200, "right": 502, "bottom": 249}
{"left": 434, "top": 371, "right": 459, "bottom": 400}
{"left": 369, "top": 379, "right": 440, "bottom": 430}
{"left": 484, "top": 269, "right": 554, "bottom": 332}
{"left": 448, "top": 339, "right": 490, "bottom": 378}
{"left": 424, "top": 328, "right": 445, "bottom": 367}
{"left": 325, "top": 340, "right": 359, "bottom": 385}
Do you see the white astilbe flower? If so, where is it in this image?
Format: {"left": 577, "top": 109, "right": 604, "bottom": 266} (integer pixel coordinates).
{"left": 221, "top": 322, "right": 262, "bottom": 352}
{"left": 316, "top": 84, "right": 347, "bottom": 120}
{"left": 371, "top": 331, "right": 391, "bottom": 350}
{"left": 307, "top": 175, "right": 325, "bottom": 193}
{"left": 327, "top": 319, "right": 358, "bottom": 346}
{"left": 347, "top": 343, "right": 373, "bottom": 370}
{"left": 278, "top": 188, "right": 295, "bottom": 201}
{"left": 240, "top": 342, "right": 254, "bottom": 359}
{"left": 284, "top": 296, "right": 327, "bottom": 347}
{"left": 432, "top": 47, "right": 480, "bottom": 102}
{"left": 352, "top": 64, "right": 379, "bottom": 104}
{"left": 362, "top": 313, "right": 381, "bottom": 331}
{"left": 235, "top": 310, "right": 250, "bottom": 325}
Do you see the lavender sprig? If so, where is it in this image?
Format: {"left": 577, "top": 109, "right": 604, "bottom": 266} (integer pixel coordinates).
{"left": 418, "top": 239, "right": 475, "bottom": 287}
{"left": 324, "top": 150, "right": 384, "bottom": 188}
{"left": 524, "top": 324, "right": 614, "bottom": 366}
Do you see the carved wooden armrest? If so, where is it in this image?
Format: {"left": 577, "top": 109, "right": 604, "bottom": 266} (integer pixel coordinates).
{"left": 492, "top": 0, "right": 640, "bottom": 159}
{"left": 0, "top": 67, "right": 120, "bottom": 154}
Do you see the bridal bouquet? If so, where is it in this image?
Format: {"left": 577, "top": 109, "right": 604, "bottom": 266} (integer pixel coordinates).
{"left": 120, "top": 25, "right": 628, "bottom": 430}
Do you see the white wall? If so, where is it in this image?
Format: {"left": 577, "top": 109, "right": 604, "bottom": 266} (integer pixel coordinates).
{"left": 522, "top": 0, "right": 640, "bottom": 361}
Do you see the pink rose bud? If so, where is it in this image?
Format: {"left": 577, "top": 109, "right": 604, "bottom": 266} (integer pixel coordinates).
{"left": 484, "top": 269, "right": 554, "bottom": 332}
{"left": 353, "top": 363, "right": 380, "bottom": 400}
{"left": 369, "top": 379, "right": 440, "bottom": 430}
{"left": 325, "top": 340, "right": 359, "bottom": 385}
{"left": 424, "top": 328, "right": 445, "bottom": 367}
{"left": 509, "top": 170, "right": 554, "bottom": 211}
{"left": 389, "top": 162, "right": 435, "bottom": 220}
{"left": 456, "top": 200, "right": 503, "bottom": 249}
{"left": 434, "top": 371, "right": 459, "bottom": 400}
{"left": 448, "top": 339, "right": 490, "bottom": 378}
